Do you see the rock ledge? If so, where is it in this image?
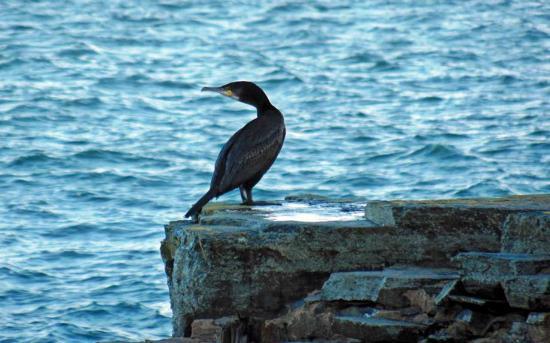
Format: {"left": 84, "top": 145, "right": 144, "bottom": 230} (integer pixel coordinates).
{"left": 160, "top": 194, "right": 550, "bottom": 342}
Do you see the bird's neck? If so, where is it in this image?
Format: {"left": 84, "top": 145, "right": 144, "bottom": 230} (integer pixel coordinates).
{"left": 256, "top": 102, "right": 277, "bottom": 117}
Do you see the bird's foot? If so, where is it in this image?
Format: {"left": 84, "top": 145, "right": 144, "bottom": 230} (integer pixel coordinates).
{"left": 240, "top": 200, "right": 282, "bottom": 206}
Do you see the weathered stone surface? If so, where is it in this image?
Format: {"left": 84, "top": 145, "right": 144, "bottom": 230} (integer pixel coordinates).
{"left": 364, "top": 195, "right": 550, "bottom": 264}
{"left": 503, "top": 275, "right": 550, "bottom": 310}
{"left": 403, "top": 289, "right": 438, "bottom": 315}
{"left": 190, "top": 319, "right": 221, "bottom": 342}
{"left": 162, "top": 198, "right": 486, "bottom": 336}
{"left": 447, "top": 295, "right": 506, "bottom": 308}
{"left": 526, "top": 312, "right": 550, "bottom": 325}
{"left": 332, "top": 316, "right": 425, "bottom": 342}
{"left": 454, "top": 309, "right": 496, "bottom": 336}
{"left": 365, "top": 195, "right": 549, "bottom": 232}
{"left": 466, "top": 321, "right": 529, "bottom": 343}
{"left": 364, "top": 201, "right": 396, "bottom": 226}
{"left": 421, "top": 331, "right": 455, "bottom": 342}
{"left": 526, "top": 312, "right": 550, "bottom": 343}
{"left": 320, "top": 271, "right": 384, "bottom": 303}
{"left": 452, "top": 252, "right": 550, "bottom": 297}
{"left": 160, "top": 194, "right": 550, "bottom": 340}
{"left": 162, "top": 210, "right": 391, "bottom": 336}
{"left": 502, "top": 211, "right": 550, "bottom": 254}
{"left": 283, "top": 339, "right": 361, "bottom": 342}
{"left": 404, "top": 278, "right": 458, "bottom": 314}
{"left": 321, "top": 267, "right": 458, "bottom": 308}
{"left": 454, "top": 252, "right": 550, "bottom": 276}
{"left": 528, "top": 326, "right": 550, "bottom": 343}
{"left": 189, "top": 316, "right": 245, "bottom": 343}
{"left": 261, "top": 301, "right": 334, "bottom": 341}
{"left": 134, "top": 338, "right": 198, "bottom": 343}
{"left": 371, "top": 307, "right": 434, "bottom": 326}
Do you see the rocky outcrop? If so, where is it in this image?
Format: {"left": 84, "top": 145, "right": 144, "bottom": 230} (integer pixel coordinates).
{"left": 160, "top": 194, "right": 550, "bottom": 342}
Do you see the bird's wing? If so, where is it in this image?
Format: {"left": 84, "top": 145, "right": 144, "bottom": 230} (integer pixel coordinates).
{"left": 211, "top": 116, "right": 284, "bottom": 194}
{"left": 210, "top": 126, "right": 244, "bottom": 191}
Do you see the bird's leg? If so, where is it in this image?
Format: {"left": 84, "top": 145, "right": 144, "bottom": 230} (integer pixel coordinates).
{"left": 239, "top": 185, "right": 248, "bottom": 204}
{"left": 244, "top": 187, "right": 254, "bottom": 205}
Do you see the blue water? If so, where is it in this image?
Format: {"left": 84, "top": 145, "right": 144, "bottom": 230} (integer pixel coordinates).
{"left": 1, "top": 0, "right": 548, "bottom": 342}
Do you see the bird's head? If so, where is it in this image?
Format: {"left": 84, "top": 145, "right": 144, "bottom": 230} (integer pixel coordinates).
{"left": 201, "top": 81, "right": 272, "bottom": 110}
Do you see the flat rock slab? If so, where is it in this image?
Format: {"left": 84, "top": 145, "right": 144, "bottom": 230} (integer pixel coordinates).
{"left": 161, "top": 195, "right": 550, "bottom": 337}
{"left": 526, "top": 312, "right": 550, "bottom": 325}
{"left": 502, "top": 211, "right": 550, "bottom": 254}
{"left": 365, "top": 195, "right": 550, "bottom": 265}
{"left": 162, "top": 200, "right": 393, "bottom": 336}
{"left": 453, "top": 252, "right": 550, "bottom": 276}
{"left": 503, "top": 275, "right": 550, "bottom": 310}
{"left": 447, "top": 295, "right": 507, "bottom": 308}
{"left": 452, "top": 252, "right": 550, "bottom": 298}
{"left": 321, "top": 266, "right": 459, "bottom": 308}
{"left": 332, "top": 316, "right": 425, "bottom": 342}
{"left": 365, "top": 194, "right": 549, "bottom": 233}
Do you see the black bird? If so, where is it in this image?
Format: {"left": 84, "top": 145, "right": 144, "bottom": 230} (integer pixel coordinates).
{"left": 185, "top": 81, "right": 286, "bottom": 220}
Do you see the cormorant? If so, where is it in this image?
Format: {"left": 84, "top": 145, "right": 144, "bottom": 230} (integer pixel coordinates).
{"left": 185, "top": 81, "right": 286, "bottom": 220}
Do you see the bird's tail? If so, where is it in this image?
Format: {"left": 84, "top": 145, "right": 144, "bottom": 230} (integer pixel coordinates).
{"left": 185, "top": 190, "right": 215, "bottom": 218}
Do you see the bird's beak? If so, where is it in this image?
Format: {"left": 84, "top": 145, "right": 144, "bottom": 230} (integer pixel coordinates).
{"left": 201, "top": 86, "right": 234, "bottom": 98}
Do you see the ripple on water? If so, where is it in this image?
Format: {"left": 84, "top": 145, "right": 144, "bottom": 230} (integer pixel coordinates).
{"left": 528, "top": 129, "right": 549, "bottom": 138}
{"left": 0, "top": 266, "right": 54, "bottom": 283}
{"left": 41, "top": 223, "right": 113, "bottom": 239}
{"left": 57, "top": 42, "right": 101, "bottom": 57}
{"left": 65, "top": 190, "right": 112, "bottom": 202}
{"left": 405, "top": 144, "right": 476, "bottom": 161}
{"left": 153, "top": 80, "right": 194, "bottom": 90}
{"left": 454, "top": 180, "right": 513, "bottom": 197}
{"left": 39, "top": 250, "right": 96, "bottom": 261}
{"left": 61, "top": 97, "right": 103, "bottom": 108}
{"left": 73, "top": 149, "right": 135, "bottom": 161}
{"left": 418, "top": 96, "right": 444, "bottom": 103}
{"left": 338, "top": 51, "right": 383, "bottom": 64}
{"left": 7, "top": 153, "right": 63, "bottom": 167}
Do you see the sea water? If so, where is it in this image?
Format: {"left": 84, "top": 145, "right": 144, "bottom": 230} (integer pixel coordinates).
{"left": 0, "top": 1, "right": 548, "bottom": 342}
